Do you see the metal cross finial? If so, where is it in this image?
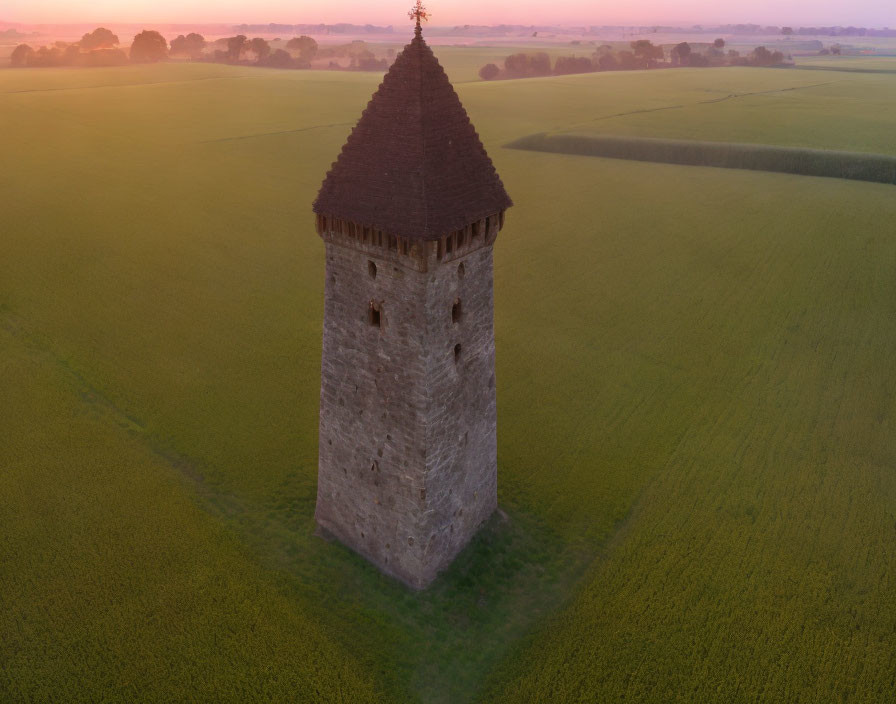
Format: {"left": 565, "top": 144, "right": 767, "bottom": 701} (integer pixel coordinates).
{"left": 408, "top": 1, "right": 429, "bottom": 33}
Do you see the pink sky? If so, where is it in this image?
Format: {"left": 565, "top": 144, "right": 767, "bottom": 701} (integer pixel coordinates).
{"left": 3, "top": 0, "right": 893, "bottom": 27}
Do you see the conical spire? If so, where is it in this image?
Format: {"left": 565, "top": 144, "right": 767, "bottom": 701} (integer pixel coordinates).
{"left": 313, "top": 24, "right": 512, "bottom": 241}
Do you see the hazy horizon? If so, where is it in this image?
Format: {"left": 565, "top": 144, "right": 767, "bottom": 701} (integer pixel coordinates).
{"left": 2, "top": 0, "right": 894, "bottom": 29}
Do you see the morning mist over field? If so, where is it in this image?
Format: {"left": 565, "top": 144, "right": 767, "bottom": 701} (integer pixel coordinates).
{"left": 3, "top": 0, "right": 895, "bottom": 26}
{"left": 3, "top": 1, "right": 895, "bottom": 703}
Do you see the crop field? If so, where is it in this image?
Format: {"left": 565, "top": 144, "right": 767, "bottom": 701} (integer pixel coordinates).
{"left": 1, "top": 54, "right": 895, "bottom": 703}
{"left": 519, "top": 68, "right": 896, "bottom": 155}
{"left": 796, "top": 56, "right": 896, "bottom": 71}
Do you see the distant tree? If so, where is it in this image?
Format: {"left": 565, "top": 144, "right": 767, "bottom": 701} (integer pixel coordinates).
{"left": 671, "top": 41, "right": 691, "bottom": 66}
{"left": 504, "top": 53, "right": 526, "bottom": 76}
{"left": 771, "top": 50, "right": 785, "bottom": 64}
{"left": 10, "top": 44, "right": 34, "bottom": 67}
{"left": 226, "top": 35, "right": 248, "bottom": 62}
{"left": 554, "top": 56, "right": 593, "bottom": 75}
{"left": 750, "top": 46, "right": 775, "bottom": 66}
{"left": 349, "top": 47, "right": 375, "bottom": 69}
{"left": 818, "top": 48, "right": 831, "bottom": 55}
{"left": 80, "top": 27, "right": 119, "bottom": 50}
{"left": 170, "top": 33, "right": 206, "bottom": 58}
{"left": 478, "top": 62, "right": 500, "bottom": 80}
{"left": 728, "top": 49, "right": 741, "bottom": 60}
{"left": 83, "top": 48, "right": 128, "bottom": 66}
{"left": 617, "top": 50, "right": 640, "bottom": 70}
{"left": 832, "top": 44, "right": 842, "bottom": 55}
{"left": 63, "top": 43, "right": 81, "bottom": 64}
{"left": 286, "top": 35, "right": 318, "bottom": 61}
{"left": 782, "top": 27, "right": 794, "bottom": 36}
{"left": 713, "top": 38, "right": 726, "bottom": 49}
{"left": 261, "top": 48, "right": 294, "bottom": 68}
{"left": 529, "top": 52, "right": 552, "bottom": 75}
{"left": 596, "top": 52, "right": 618, "bottom": 71}
{"left": 30, "top": 46, "right": 63, "bottom": 67}
{"left": 249, "top": 37, "right": 271, "bottom": 61}
{"left": 688, "top": 53, "right": 710, "bottom": 67}
{"left": 356, "top": 56, "right": 387, "bottom": 70}
{"left": 504, "top": 52, "right": 551, "bottom": 78}
{"left": 630, "top": 39, "right": 663, "bottom": 68}
{"left": 130, "top": 30, "right": 168, "bottom": 63}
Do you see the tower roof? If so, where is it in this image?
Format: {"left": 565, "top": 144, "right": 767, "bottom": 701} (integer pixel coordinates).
{"left": 312, "top": 27, "right": 512, "bottom": 241}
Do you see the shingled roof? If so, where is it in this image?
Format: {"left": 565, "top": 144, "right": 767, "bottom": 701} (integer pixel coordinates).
{"left": 312, "top": 27, "right": 512, "bottom": 241}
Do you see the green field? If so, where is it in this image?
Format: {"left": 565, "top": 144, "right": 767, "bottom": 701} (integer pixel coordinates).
{"left": 2, "top": 55, "right": 895, "bottom": 703}
{"left": 524, "top": 67, "right": 896, "bottom": 155}
{"left": 796, "top": 55, "right": 896, "bottom": 71}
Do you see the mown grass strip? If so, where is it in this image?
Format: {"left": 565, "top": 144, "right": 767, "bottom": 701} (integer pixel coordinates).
{"left": 506, "top": 133, "right": 896, "bottom": 185}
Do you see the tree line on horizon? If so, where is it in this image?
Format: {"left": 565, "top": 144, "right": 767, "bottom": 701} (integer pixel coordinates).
{"left": 478, "top": 39, "right": 791, "bottom": 81}
{"left": 9, "top": 27, "right": 389, "bottom": 71}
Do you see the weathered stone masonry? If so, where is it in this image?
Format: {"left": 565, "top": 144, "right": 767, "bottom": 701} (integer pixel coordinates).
{"left": 315, "top": 218, "right": 503, "bottom": 588}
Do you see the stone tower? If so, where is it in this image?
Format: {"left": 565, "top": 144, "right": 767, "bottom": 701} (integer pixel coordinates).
{"left": 312, "top": 19, "right": 512, "bottom": 589}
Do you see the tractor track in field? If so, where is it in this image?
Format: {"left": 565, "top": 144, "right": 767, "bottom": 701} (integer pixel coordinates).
{"left": 198, "top": 121, "right": 355, "bottom": 143}
{"left": 0, "top": 305, "right": 243, "bottom": 515}
{"left": 2, "top": 74, "right": 261, "bottom": 95}
{"left": 555, "top": 80, "right": 839, "bottom": 131}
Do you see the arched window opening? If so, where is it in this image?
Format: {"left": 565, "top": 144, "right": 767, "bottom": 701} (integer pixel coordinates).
{"left": 368, "top": 260, "right": 377, "bottom": 279}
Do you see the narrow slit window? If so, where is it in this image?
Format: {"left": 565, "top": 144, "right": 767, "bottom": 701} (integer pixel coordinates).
{"left": 369, "top": 301, "right": 382, "bottom": 328}
{"left": 452, "top": 299, "right": 462, "bottom": 324}
{"left": 368, "top": 260, "right": 377, "bottom": 279}
{"left": 454, "top": 343, "right": 462, "bottom": 364}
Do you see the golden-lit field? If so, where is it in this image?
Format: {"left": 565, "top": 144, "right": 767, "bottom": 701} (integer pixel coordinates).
{"left": 2, "top": 56, "right": 895, "bottom": 702}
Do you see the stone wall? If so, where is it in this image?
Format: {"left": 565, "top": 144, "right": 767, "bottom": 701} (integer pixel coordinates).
{"left": 315, "top": 229, "right": 497, "bottom": 589}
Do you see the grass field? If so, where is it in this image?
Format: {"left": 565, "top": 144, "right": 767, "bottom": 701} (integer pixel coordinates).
{"left": 522, "top": 67, "right": 896, "bottom": 155}
{"left": 796, "top": 56, "right": 896, "bottom": 71}
{"left": 2, "top": 54, "right": 895, "bottom": 703}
